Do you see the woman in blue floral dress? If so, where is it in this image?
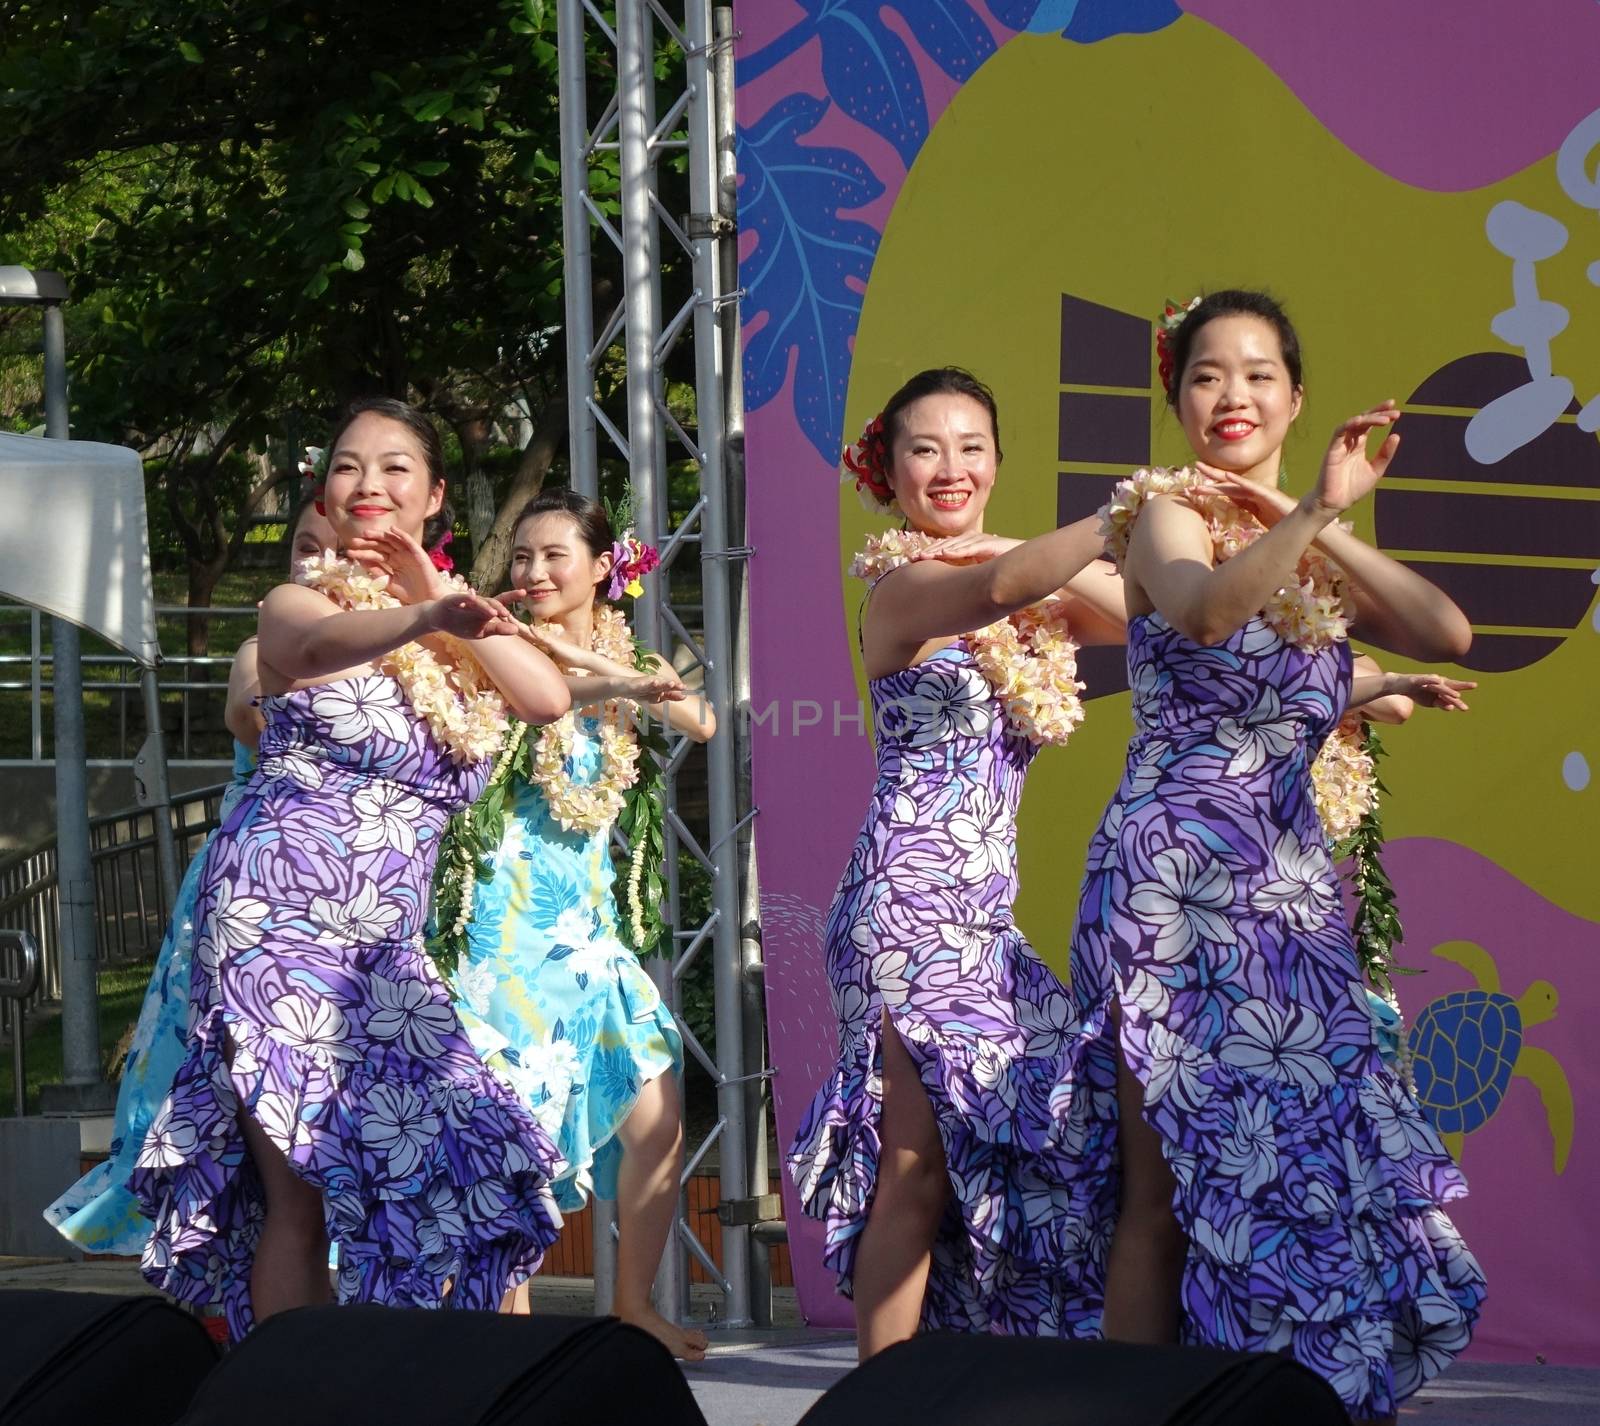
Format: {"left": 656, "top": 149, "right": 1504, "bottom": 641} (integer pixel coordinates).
{"left": 787, "top": 368, "right": 1127, "bottom": 1358}
{"left": 1063, "top": 292, "right": 1485, "bottom": 1421}
{"left": 443, "top": 489, "right": 714, "bottom": 1359}
{"left": 46, "top": 502, "right": 336, "bottom": 1256}
{"left": 129, "top": 399, "right": 572, "bottom": 1339}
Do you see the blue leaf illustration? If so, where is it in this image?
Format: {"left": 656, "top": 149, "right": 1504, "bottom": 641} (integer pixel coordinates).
{"left": 985, "top": 0, "right": 1180, "bottom": 39}
{"left": 743, "top": 3, "right": 998, "bottom": 165}
{"left": 740, "top": 93, "right": 884, "bottom": 464}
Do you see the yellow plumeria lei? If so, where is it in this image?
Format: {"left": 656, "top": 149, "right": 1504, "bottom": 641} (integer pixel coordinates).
{"left": 1100, "top": 466, "right": 1354, "bottom": 651}
{"left": 296, "top": 551, "right": 508, "bottom": 764}
{"left": 1311, "top": 714, "right": 1377, "bottom": 842}
{"left": 851, "top": 530, "right": 1086, "bottom": 746}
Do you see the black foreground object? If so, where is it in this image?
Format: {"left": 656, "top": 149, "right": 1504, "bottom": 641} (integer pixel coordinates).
{"left": 172, "top": 1305, "right": 709, "bottom": 1426}
{"left": 0, "top": 1289, "right": 219, "bottom": 1426}
{"left": 797, "top": 1333, "right": 1350, "bottom": 1426}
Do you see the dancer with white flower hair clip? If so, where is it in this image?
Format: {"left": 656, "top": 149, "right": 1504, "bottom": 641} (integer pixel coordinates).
{"left": 430, "top": 487, "right": 714, "bottom": 1360}
{"left": 787, "top": 367, "right": 1126, "bottom": 1360}
{"left": 1058, "top": 290, "right": 1485, "bottom": 1423}
{"left": 129, "top": 397, "right": 572, "bottom": 1341}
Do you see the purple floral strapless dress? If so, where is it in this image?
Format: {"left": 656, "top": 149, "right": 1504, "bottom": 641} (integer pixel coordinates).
{"left": 129, "top": 674, "right": 565, "bottom": 1339}
{"left": 787, "top": 639, "right": 1107, "bottom": 1336}
{"left": 1060, "top": 611, "right": 1485, "bottom": 1417}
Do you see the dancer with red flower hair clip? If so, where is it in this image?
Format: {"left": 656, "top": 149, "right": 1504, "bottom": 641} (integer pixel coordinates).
{"left": 788, "top": 367, "right": 1127, "bottom": 1358}
{"left": 1057, "top": 290, "right": 1483, "bottom": 1423}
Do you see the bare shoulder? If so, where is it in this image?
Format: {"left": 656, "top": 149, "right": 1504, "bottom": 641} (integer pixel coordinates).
{"left": 1130, "top": 493, "right": 1213, "bottom": 559}
{"left": 259, "top": 581, "right": 336, "bottom": 620}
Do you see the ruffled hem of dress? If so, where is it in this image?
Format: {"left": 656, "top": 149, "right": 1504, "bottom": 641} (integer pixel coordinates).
{"left": 786, "top": 1006, "right": 1118, "bottom": 1337}
{"left": 129, "top": 1007, "right": 566, "bottom": 1341}
{"left": 458, "top": 972, "right": 681, "bottom": 1214}
{"left": 1050, "top": 995, "right": 1485, "bottom": 1418}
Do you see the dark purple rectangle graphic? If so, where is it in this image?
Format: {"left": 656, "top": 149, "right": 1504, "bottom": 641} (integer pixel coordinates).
{"left": 1058, "top": 391, "right": 1150, "bottom": 466}
{"left": 1373, "top": 489, "right": 1600, "bottom": 559}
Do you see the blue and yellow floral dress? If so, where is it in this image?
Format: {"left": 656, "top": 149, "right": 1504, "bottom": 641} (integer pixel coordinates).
{"left": 450, "top": 713, "right": 682, "bottom": 1212}
{"left": 45, "top": 741, "right": 255, "bottom": 1254}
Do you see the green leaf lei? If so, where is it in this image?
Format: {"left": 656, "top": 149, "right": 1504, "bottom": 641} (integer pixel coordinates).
{"left": 426, "top": 627, "right": 671, "bottom": 981}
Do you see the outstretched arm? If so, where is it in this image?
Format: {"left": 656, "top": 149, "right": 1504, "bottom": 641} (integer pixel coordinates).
{"left": 1347, "top": 652, "right": 1475, "bottom": 722}
{"left": 1196, "top": 404, "right": 1472, "bottom": 661}
{"left": 1128, "top": 492, "right": 1337, "bottom": 646}
{"left": 1058, "top": 559, "right": 1127, "bottom": 647}
{"left": 871, "top": 514, "right": 1110, "bottom": 651}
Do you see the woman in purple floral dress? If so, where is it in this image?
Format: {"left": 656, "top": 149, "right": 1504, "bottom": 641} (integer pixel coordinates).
{"left": 130, "top": 399, "right": 572, "bottom": 1339}
{"left": 1061, "top": 292, "right": 1485, "bottom": 1421}
{"left": 788, "top": 368, "right": 1126, "bottom": 1358}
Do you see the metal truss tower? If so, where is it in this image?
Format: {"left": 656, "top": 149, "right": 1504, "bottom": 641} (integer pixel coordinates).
{"left": 556, "top": 0, "right": 764, "bottom": 1329}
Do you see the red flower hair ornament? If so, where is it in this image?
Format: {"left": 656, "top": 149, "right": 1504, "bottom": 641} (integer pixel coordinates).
{"left": 840, "top": 412, "right": 899, "bottom": 515}
{"left": 1155, "top": 295, "right": 1202, "bottom": 397}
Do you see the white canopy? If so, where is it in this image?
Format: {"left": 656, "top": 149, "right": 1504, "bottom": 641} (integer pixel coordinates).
{"left": 0, "top": 431, "right": 161, "bottom": 666}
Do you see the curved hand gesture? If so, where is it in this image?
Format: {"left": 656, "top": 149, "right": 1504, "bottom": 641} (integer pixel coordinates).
{"left": 506, "top": 617, "right": 604, "bottom": 673}
{"left": 427, "top": 590, "right": 522, "bottom": 641}
{"left": 1194, "top": 464, "right": 1297, "bottom": 527}
{"left": 347, "top": 528, "right": 451, "bottom": 606}
{"left": 1314, "top": 402, "right": 1402, "bottom": 514}
{"left": 626, "top": 670, "right": 688, "bottom": 704}
{"left": 909, "top": 531, "right": 1021, "bottom": 564}
{"left": 1392, "top": 673, "right": 1476, "bottom": 712}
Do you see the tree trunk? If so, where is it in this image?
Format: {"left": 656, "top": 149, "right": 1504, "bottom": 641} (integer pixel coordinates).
{"left": 469, "top": 386, "right": 569, "bottom": 594}
{"left": 185, "top": 554, "right": 228, "bottom": 657}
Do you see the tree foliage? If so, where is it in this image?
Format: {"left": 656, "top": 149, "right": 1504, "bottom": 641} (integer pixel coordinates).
{"left": 0, "top": 0, "right": 677, "bottom": 645}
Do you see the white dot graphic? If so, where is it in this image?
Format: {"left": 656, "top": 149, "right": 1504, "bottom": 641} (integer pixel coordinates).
{"left": 1563, "top": 751, "right": 1591, "bottom": 792}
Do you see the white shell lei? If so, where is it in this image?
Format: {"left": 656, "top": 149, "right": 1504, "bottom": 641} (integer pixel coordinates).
{"left": 296, "top": 552, "right": 508, "bottom": 764}
{"left": 852, "top": 530, "right": 1085, "bottom": 746}
{"left": 1099, "top": 466, "right": 1354, "bottom": 652}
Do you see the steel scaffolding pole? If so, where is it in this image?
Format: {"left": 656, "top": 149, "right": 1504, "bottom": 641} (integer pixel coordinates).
{"left": 42, "top": 301, "right": 103, "bottom": 1102}
{"left": 557, "top": 0, "right": 600, "bottom": 500}
{"left": 555, "top": 0, "right": 757, "bottom": 1328}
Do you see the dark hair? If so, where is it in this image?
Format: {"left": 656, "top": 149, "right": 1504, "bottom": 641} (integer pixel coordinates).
{"left": 285, "top": 485, "right": 323, "bottom": 541}
{"left": 326, "top": 396, "right": 455, "bottom": 550}
{"left": 1164, "top": 290, "right": 1303, "bottom": 408}
{"left": 513, "top": 488, "right": 617, "bottom": 598}
{"left": 880, "top": 367, "right": 1003, "bottom": 462}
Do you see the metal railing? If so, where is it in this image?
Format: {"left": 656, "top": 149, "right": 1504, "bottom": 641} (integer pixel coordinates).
{"left": 0, "top": 929, "right": 41, "bottom": 1116}
{"left": 0, "top": 781, "right": 230, "bottom": 1028}
{"left": 0, "top": 603, "right": 260, "bottom": 764}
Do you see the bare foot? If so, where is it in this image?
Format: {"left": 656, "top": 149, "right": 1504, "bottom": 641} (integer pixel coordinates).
{"left": 617, "top": 1301, "right": 710, "bottom": 1361}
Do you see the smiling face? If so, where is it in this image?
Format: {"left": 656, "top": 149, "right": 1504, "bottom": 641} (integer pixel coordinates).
{"left": 1175, "top": 313, "right": 1303, "bottom": 483}
{"left": 886, "top": 392, "right": 1000, "bottom": 536}
{"left": 508, "top": 511, "right": 613, "bottom": 621}
{"left": 289, "top": 502, "right": 338, "bottom": 577}
{"left": 322, "top": 410, "right": 444, "bottom": 544}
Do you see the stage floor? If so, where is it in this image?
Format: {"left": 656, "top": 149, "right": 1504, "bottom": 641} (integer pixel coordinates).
{"left": 684, "top": 1341, "right": 1600, "bottom": 1426}
{"left": 3, "top": 1255, "right": 1592, "bottom": 1425}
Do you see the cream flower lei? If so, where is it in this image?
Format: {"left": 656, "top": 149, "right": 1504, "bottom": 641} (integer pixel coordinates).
{"left": 296, "top": 552, "right": 508, "bottom": 764}
{"left": 529, "top": 604, "right": 657, "bottom": 949}
{"left": 429, "top": 603, "right": 660, "bottom": 965}
{"left": 529, "top": 604, "right": 643, "bottom": 833}
{"left": 1100, "top": 466, "right": 1354, "bottom": 651}
{"left": 851, "top": 530, "right": 1086, "bottom": 745}
{"left": 1311, "top": 714, "right": 1377, "bottom": 842}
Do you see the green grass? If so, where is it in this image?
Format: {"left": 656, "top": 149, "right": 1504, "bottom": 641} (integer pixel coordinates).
{"left": 0, "top": 961, "right": 153, "bottom": 1115}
